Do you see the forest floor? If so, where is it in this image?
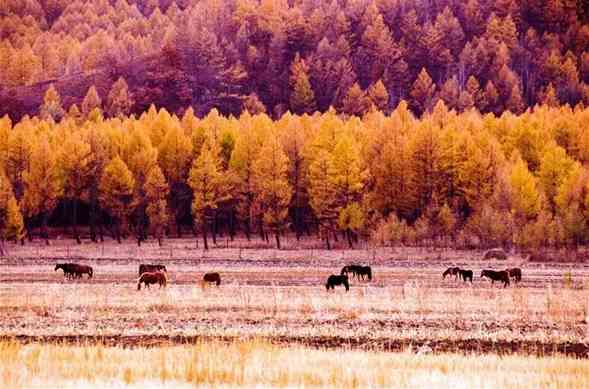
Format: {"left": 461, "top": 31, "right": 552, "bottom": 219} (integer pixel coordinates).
{"left": 0, "top": 239, "right": 588, "bottom": 359}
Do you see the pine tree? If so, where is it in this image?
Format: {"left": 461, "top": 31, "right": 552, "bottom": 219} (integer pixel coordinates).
{"left": 22, "top": 136, "right": 62, "bottom": 244}
{"left": 99, "top": 156, "right": 135, "bottom": 243}
{"left": 410, "top": 68, "right": 436, "bottom": 115}
{"left": 106, "top": 77, "right": 134, "bottom": 118}
{"left": 252, "top": 136, "right": 292, "bottom": 249}
{"left": 39, "top": 84, "right": 64, "bottom": 122}
{"left": 145, "top": 166, "right": 169, "bottom": 246}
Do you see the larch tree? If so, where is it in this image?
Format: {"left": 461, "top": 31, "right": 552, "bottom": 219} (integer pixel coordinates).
{"left": 509, "top": 155, "right": 542, "bottom": 221}
{"left": 99, "top": 156, "right": 135, "bottom": 243}
{"left": 341, "top": 83, "right": 371, "bottom": 116}
{"left": 252, "top": 136, "right": 292, "bottom": 249}
{"left": 410, "top": 68, "right": 436, "bottom": 116}
{"left": 0, "top": 170, "right": 24, "bottom": 254}
{"left": 22, "top": 135, "right": 62, "bottom": 245}
{"left": 367, "top": 79, "right": 389, "bottom": 112}
{"left": 145, "top": 166, "right": 169, "bottom": 246}
{"left": 56, "top": 132, "right": 91, "bottom": 244}
{"left": 39, "top": 84, "right": 65, "bottom": 122}
{"left": 106, "top": 77, "right": 134, "bottom": 118}
{"left": 289, "top": 53, "right": 317, "bottom": 115}
{"left": 188, "top": 141, "right": 228, "bottom": 250}
{"left": 308, "top": 149, "right": 337, "bottom": 249}
{"left": 330, "top": 134, "right": 364, "bottom": 247}
{"left": 81, "top": 85, "right": 102, "bottom": 117}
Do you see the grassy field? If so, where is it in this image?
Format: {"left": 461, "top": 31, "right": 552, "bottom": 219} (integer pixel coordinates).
{"left": 1, "top": 239, "right": 588, "bottom": 386}
{"left": 1, "top": 339, "right": 589, "bottom": 388}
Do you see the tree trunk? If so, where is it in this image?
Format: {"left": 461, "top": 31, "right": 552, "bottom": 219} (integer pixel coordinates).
{"left": 212, "top": 212, "right": 217, "bottom": 245}
{"left": 202, "top": 217, "right": 209, "bottom": 251}
{"left": 72, "top": 199, "right": 81, "bottom": 244}
{"left": 275, "top": 232, "right": 281, "bottom": 249}
{"left": 244, "top": 219, "right": 251, "bottom": 241}
{"left": 42, "top": 212, "right": 50, "bottom": 246}
{"left": 326, "top": 230, "right": 331, "bottom": 250}
{"left": 158, "top": 236, "right": 162, "bottom": 247}
{"left": 116, "top": 221, "right": 122, "bottom": 244}
{"left": 229, "top": 208, "right": 235, "bottom": 241}
{"left": 347, "top": 229, "right": 353, "bottom": 249}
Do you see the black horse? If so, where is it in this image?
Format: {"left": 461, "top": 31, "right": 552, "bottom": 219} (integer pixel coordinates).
{"left": 506, "top": 268, "right": 522, "bottom": 283}
{"left": 356, "top": 266, "right": 372, "bottom": 281}
{"left": 341, "top": 265, "right": 361, "bottom": 278}
{"left": 203, "top": 272, "right": 221, "bottom": 286}
{"left": 481, "top": 269, "right": 510, "bottom": 287}
{"left": 458, "top": 269, "right": 473, "bottom": 282}
{"left": 442, "top": 267, "right": 460, "bottom": 280}
{"left": 55, "top": 263, "right": 93, "bottom": 279}
{"left": 326, "top": 275, "right": 349, "bottom": 291}
{"left": 139, "top": 264, "right": 167, "bottom": 276}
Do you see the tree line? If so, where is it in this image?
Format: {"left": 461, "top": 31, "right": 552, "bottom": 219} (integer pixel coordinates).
{"left": 2, "top": 0, "right": 589, "bottom": 119}
{"left": 2, "top": 99, "right": 589, "bottom": 253}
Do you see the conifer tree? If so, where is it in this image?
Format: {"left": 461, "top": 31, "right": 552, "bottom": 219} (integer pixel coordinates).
{"left": 308, "top": 150, "right": 337, "bottom": 249}
{"left": 39, "top": 84, "right": 64, "bottom": 122}
{"left": 289, "top": 54, "right": 316, "bottom": 115}
{"left": 22, "top": 136, "right": 62, "bottom": 244}
{"left": 145, "top": 166, "right": 169, "bottom": 246}
{"left": 367, "top": 79, "right": 389, "bottom": 112}
{"left": 106, "top": 77, "right": 134, "bottom": 118}
{"left": 99, "top": 156, "right": 135, "bottom": 243}
{"left": 188, "top": 141, "right": 227, "bottom": 250}
{"left": 341, "top": 83, "right": 371, "bottom": 116}
{"left": 410, "top": 68, "right": 436, "bottom": 115}
{"left": 0, "top": 171, "right": 24, "bottom": 253}
{"left": 81, "top": 85, "right": 102, "bottom": 117}
{"left": 252, "top": 136, "right": 292, "bottom": 249}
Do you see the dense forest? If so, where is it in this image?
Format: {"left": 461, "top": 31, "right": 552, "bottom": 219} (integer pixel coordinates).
{"left": 1, "top": 101, "right": 589, "bottom": 252}
{"left": 1, "top": 0, "right": 589, "bottom": 119}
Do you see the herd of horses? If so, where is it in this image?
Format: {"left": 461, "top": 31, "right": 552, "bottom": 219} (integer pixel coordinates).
{"left": 54, "top": 262, "right": 523, "bottom": 291}
{"left": 444, "top": 266, "right": 522, "bottom": 287}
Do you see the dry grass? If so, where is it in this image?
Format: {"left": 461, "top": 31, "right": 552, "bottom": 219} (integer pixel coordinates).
{"left": 1, "top": 339, "right": 589, "bottom": 388}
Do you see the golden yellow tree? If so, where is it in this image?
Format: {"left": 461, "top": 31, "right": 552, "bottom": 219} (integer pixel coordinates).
{"left": 99, "top": 156, "right": 135, "bottom": 243}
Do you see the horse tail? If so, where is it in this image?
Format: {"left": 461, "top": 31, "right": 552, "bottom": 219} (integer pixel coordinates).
{"left": 216, "top": 278, "right": 221, "bottom": 286}
{"left": 137, "top": 280, "right": 142, "bottom": 290}
{"left": 89, "top": 267, "right": 93, "bottom": 278}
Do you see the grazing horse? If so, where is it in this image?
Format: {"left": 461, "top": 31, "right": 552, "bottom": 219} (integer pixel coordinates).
{"left": 356, "top": 265, "right": 372, "bottom": 281}
{"left": 55, "top": 263, "right": 93, "bottom": 279}
{"left": 458, "top": 269, "right": 473, "bottom": 282}
{"left": 442, "top": 267, "right": 460, "bottom": 280}
{"left": 506, "top": 268, "right": 522, "bottom": 283}
{"left": 137, "top": 271, "right": 167, "bottom": 290}
{"left": 326, "top": 275, "right": 349, "bottom": 291}
{"left": 481, "top": 270, "right": 510, "bottom": 287}
{"left": 341, "top": 265, "right": 361, "bottom": 278}
{"left": 139, "top": 264, "right": 167, "bottom": 276}
{"left": 203, "top": 272, "right": 221, "bottom": 286}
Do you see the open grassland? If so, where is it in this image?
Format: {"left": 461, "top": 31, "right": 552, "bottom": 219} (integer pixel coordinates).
{"left": 0, "top": 241, "right": 588, "bottom": 357}
{"left": 1, "top": 339, "right": 589, "bottom": 389}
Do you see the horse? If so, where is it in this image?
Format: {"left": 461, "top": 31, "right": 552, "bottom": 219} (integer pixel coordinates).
{"left": 458, "top": 269, "right": 473, "bottom": 282}
{"left": 506, "top": 268, "right": 522, "bottom": 283}
{"left": 442, "top": 267, "right": 460, "bottom": 280}
{"left": 139, "top": 264, "right": 167, "bottom": 276}
{"left": 55, "top": 263, "right": 93, "bottom": 279}
{"left": 341, "top": 265, "right": 362, "bottom": 278}
{"left": 137, "top": 271, "right": 167, "bottom": 290}
{"left": 203, "top": 272, "right": 221, "bottom": 286}
{"left": 481, "top": 269, "right": 510, "bottom": 287}
{"left": 325, "top": 275, "right": 349, "bottom": 291}
{"left": 356, "top": 265, "right": 372, "bottom": 281}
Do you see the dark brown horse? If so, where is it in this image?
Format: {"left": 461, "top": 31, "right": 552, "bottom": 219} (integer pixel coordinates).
{"left": 55, "top": 263, "right": 93, "bottom": 279}
{"left": 356, "top": 266, "right": 372, "bottom": 281}
{"left": 137, "top": 271, "right": 167, "bottom": 290}
{"left": 481, "top": 269, "right": 510, "bottom": 287}
{"left": 326, "top": 275, "right": 349, "bottom": 291}
{"left": 442, "top": 267, "right": 460, "bottom": 280}
{"left": 506, "top": 268, "right": 522, "bottom": 283}
{"left": 341, "top": 265, "right": 361, "bottom": 278}
{"left": 458, "top": 269, "right": 473, "bottom": 282}
{"left": 203, "top": 272, "right": 221, "bottom": 286}
{"left": 139, "top": 264, "right": 167, "bottom": 276}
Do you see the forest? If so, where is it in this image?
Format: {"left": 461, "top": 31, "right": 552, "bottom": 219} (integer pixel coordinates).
{"left": 1, "top": 0, "right": 589, "bottom": 252}
{"left": 1, "top": 99, "right": 589, "bottom": 252}
{"left": 1, "top": 0, "right": 589, "bottom": 119}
